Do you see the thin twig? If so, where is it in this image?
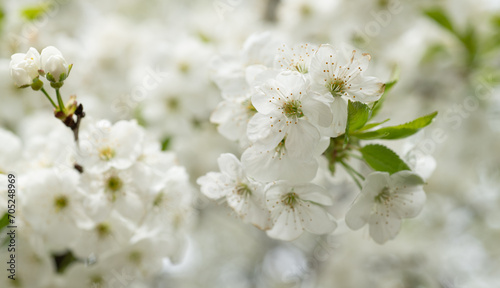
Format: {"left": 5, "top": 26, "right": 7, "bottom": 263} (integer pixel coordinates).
{"left": 40, "top": 88, "right": 57, "bottom": 108}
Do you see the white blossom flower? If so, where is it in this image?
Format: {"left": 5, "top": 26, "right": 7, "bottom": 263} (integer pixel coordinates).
{"left": 248, "top": 71, "right": 332, "bottom": 156}
{"left": 274, "top": 43, "right": 318, "bottom": 74}
{"left": 141, "top": 165, "right": 194, "bottom": 230}
{"left": 71, "top": 211, "right": 135, "bottom": 258}
{"left": 309, "top": 44, "right": 385, "bottom": 136}
{"left": 241, "top": 138, "right": 328, "bottom": 183}
{"left": 61, "top": 261, "right": 127, "bottom": 288}
{"left": 0, "top": 233, "right": 56, "bottom": 288}
{"left": 210, "top": 95, "right": 257, "bottom": 147}
{"left": 0, "top": 128, "right": 22, "bottom": 174}
{"left": 78, "top": 120, "right": 144, "bottom": 173}
{"left": 266, "top": 181, "right": 336, "bottom": 241}
{"left": 21, "top": 169, "right": 92, "bottom": 252}
{"left": 345, "top": 171, "right": 426, "bottom": 244}
{"left": 197, "top": 153, "right": 271, "bottom": 230}
{"left": 9, "top": 47, "right": 41, "bottom": 87}
{"left": 41, "top": 46, "right": 71, "bottom": 83}
{"left": 100, "top": 236, "right": 173, "bottom": 278}
{"left": 81, "top": 168, "right": 145, "bottom": 224}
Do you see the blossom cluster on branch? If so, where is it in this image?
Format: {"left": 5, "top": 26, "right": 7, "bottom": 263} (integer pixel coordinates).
{"left": 199, "top": 33, "right": 436, "bottom": 243}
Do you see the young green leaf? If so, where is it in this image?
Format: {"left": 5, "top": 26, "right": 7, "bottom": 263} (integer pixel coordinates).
{"left": 0, "top": 213, "right": 8, "bottom": 231}
{"left": 360, "top": 144, "right": 410, "bottom": 174}
{"left": 21, "top": 3, "right": 52, "bottom": 21}
{"left": 358, "top": 118, "right": 390, "bottom": 132}
{"left": 424, "top": 8, "right": 455, "bottom": 34}
{"left": 344, "top": 100, "right": 371, "bottom": 145}
{"left": 346, "top": 100, "right": 371, "bottom": 133}
{"left": 354, "top": 111, "right": 438, "bottom": 140}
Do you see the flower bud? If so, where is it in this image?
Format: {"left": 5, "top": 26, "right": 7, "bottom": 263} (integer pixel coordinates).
{"left": 41, "top": 46, "right": 71, "bottom": 83}
{"left": 9, "top": 47, "right": 41, "bottom": 87}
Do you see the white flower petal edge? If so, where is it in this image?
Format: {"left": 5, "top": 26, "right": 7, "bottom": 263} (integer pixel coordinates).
{"left": 9, "top": 47, "right": 41, "bottom": 87}
{"left": 197, "top": 153, "right": 271, "bottom": 230}
{"left": 41, "top": 46, "right": 70, "bottom": 82}
{"left": 248, "top": 71, "right": 331, "bottom": 153}
{"left": 266, "top": 182, "right": 336, "bottom": 241}
{"left": 274, "top": 43, "right": 318, "bottom": 74}
{"left": 345, "top": 171, "right": 426, "bottom": 244}
{"left": 309, "top": 44, "right": 384, "bottom": 136}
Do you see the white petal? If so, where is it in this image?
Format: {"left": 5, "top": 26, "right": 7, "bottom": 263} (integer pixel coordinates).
{"left": 299, "top": 204, "right": 337, "bottom": 235}
{"left": 247, "top": 113, "right": 286, "bottom": 147}
{"left": 302, "top": 97, "right": 333, "bottom": 127}
{"left": 293, "top": 184, "right": 332, "bottom": 205}
{"left": 251, "top": 88, "right": 280, "bottom": 115}
{"left": 309, "top": 44, "right": 338, "bottom": 84}
{"left": 241, "top": 145, "right": 318, "bottom": 183}
{"left": 275, "top": 71, "right": 307, "bottom": 93}
{"left": 368, "top": 214, "right": 401, "bottom": 244}
{"left": 390, "top": 171, "right": 425, "bottom": 187}
{"left": 362, "top": 172, "right": 391, "bottom": 198}
{"left": 346, "top": 76, "right": 385, "bottom": 103}
{"left": 285, "top": 120, "right": 320, "bottom": 159}
{"left": 389, "top": 171, "right": 426, "bottom": 219}
{"left": 267, "top": 207, "right": 304, "bottom": 241}
{"left": 345, "top": 194, "right": 372, "bottom": 230}
{"left": 196, "top": 172, "right": 228, "bottom": 199}
{"left": 217, "top": 153, "right": 244, "bottom": 180}
{"left": 210, "top": 101, "right": 236, "bottom": 123}
{"left": 330, "top": 97, "right": 348, "bottom": 136}
{"left": 210, "top": 101, "right": 246, "bottom": 141}
{"left": 391, "top": 186, "right": 426, "bottom": 218}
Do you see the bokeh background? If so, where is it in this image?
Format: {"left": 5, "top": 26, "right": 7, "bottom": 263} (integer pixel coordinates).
{"left": 1, "top": 0, "right": 500, "bottom": 287}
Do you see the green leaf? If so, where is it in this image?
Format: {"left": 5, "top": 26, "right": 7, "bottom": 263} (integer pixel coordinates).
{"left": 0, "top": 213, "right": 8, "bottom": 231}
{"left": 0, "top": 213, "right": 9, "bottom": 247}
{"left": 53, "top": 250, "right": 78, "bottom": 274}
{"left": 355, "top": 111, "right": 438, "bottom": 140}
{"left": 0, "top": 8, "right": 5, "bottom": 24}
{"left": 424, "top": 8, "right": 477, "bottom": 67}
{"left": 21, "top": 2, "right": 51, "bottom": 21}
{"left": 371, "top": 66, "right": 399, "bottom": 118}
{"left": 421, "top": 44, "right": 450, "bottom": 64}
{"left": 358, "top": 118, "right": 390, "bottom": 132}
{"left": 461, "top": 23, "right": 477, "bottom": 67}
{"left": 161, "top": 136, "right": 171, "bottom": 151}
{"left": 346, "top": 100, "right": 371, "bottom": 133}
{"left": 360, "top": 144, "right": 410, "bottom": 174}
{"left": 424, "top": 8, "right": 455, "bottom": 34}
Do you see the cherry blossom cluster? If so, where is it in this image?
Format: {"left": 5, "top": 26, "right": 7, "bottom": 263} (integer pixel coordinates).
{"left": 199, "top": 33, "right": 435, "bottom": 243}
{"left": 2, "top": 48, "right": 195, "bottom": 287}
{"left": 0, "top": 118, "right": 195, "bottom": 286}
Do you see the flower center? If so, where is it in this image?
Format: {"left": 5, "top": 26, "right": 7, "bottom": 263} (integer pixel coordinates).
{"left": 98, "top": 146, "right": 115, "bottom": 161}
{"left": 95, "top": 223, "right": 111, "bottom": 238}
{"left": 283, "top": 192, "right": 299, "bottom": 208}
{"left": 235, "top": 183, "right": 252, "bottom": 196}
{"left": 90, "top": 275, "right": 104, "bottom": 286}
{"left": 294, "top": 63, "right": 308, "bottom": 74}
{"left": 327, "top": 79, "right": 346, "bottom": 97}
{"left": 243, "top": 99, "right": 258, "bottom": 116}
{"left": 374, "top": 187, "right": 391, "bottom": 204}
{"left": 153, "top": 192, "right": 164, "bottom": 206}
{"left": 178, "top": 62, "right": 190, "bottom": 74}
{"left": 129, "top": 251, "right": 142, "bottom": 264}
{"left": 54, "top": 195, "right": 68, "bottom": 212}
{"left": 166, "top": 97, "right": 180, "bottom": 111}
{"left": 274, "top": 138, "right": 287, "bottom": 159}
{"left": 282, "top": 100, "right": 304, "bottom": 118}
{"left": 107, "top": 176, "right": 123, "bottom": 192}
{"left": 300, "top": 4, "right": 312, "bottom": 18}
